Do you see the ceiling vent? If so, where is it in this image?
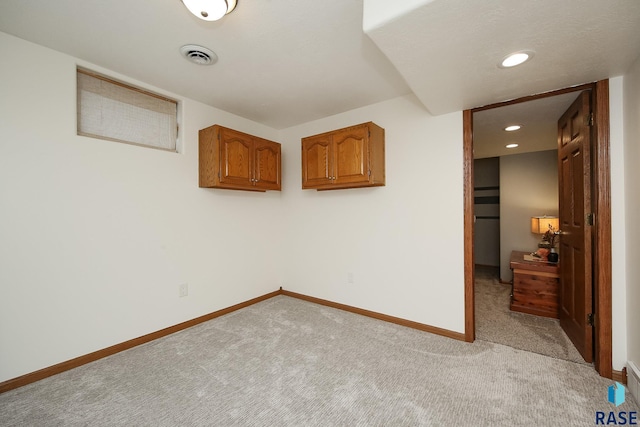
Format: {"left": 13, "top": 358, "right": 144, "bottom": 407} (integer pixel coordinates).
{"left": 180, "top": 44, "right": 218, "bottom": 65}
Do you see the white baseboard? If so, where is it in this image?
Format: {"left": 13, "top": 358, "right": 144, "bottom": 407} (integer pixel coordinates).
{"left": 628, "top": 361, "right": 640, "bottom": 405}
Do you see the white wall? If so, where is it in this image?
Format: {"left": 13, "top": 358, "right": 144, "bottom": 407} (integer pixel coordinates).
{"left": 499, "top": 150, "right": 558, "bottom": 281}
{"left": 280, "top": 96, "right": 465, "bottom": 333}
{"left": 610, "top": 77, "right": 628, "bottom": 371}
{"left": 622, "top": 60, "right": 640, "bottom": 372}
{"left": 0, "top": 32, "right": 284, "bottom": 383}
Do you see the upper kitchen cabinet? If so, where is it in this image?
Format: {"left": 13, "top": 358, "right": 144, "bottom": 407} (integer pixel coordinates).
{"left": 301, "top": 122, "right": 385, "bottom": 190}
{"left": 199, "top": 125, "right": 281, "bottom": 192}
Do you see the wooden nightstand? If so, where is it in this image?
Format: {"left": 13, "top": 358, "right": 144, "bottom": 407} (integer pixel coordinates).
{"left": 509, "top": 250, "right": 560, "bottom": 318}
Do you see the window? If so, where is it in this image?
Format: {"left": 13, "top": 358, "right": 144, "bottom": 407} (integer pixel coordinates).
{"left": 77, "top": 69, "right": 178, "bottom": 152}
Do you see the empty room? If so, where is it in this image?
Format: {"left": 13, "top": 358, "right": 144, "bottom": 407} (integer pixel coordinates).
{"left": 1, "top": 1, "right": 640, "bottom": 425}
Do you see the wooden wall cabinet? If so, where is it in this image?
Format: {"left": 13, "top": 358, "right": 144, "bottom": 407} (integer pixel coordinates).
{"left": 199, "top": 125, "right": 281, "bottom": 192}
{"left": 301, "top": 122, "right": 385, "bottom": 190}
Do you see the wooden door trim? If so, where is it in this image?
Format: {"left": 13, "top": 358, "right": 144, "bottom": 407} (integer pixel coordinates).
{"left": 463, "top": 109, "right": 475, "bottom": 343}
{"left": 471, "top": 83, "right": 596, "bottom": 113}
{"left": 463, "top": 80, "right": 613, "bottom": 377}
{"left": 592, "top": 79, "right": 612, "bottom": 377}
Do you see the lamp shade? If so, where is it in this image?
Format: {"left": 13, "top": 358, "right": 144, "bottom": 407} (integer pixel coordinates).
{"left": 181, "top": 0, "right": 237, "bottom": 21}
{"left": 531, "top": 216, "right": 559, "bottom": 234}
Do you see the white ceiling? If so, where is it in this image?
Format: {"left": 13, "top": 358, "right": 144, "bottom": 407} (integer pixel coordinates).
{"left": 366, "top": 0, "right": 640, "bottom": 115}
{"left": 1, "top": 0, "right": 639, "bottom": 131}
{"left": 473, "top": 92, "right": 580, "bottom": 159}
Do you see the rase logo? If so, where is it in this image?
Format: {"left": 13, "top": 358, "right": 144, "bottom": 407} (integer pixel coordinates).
{"left": 595, "top": 382, "right": 638, "bottom": 425}
{"left": 609, "top": 382, "right": 626, "bottom": 407}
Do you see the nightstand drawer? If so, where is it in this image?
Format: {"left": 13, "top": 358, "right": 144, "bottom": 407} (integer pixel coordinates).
{"left": 512, "top": 279, "right": 559, "bottom": 317}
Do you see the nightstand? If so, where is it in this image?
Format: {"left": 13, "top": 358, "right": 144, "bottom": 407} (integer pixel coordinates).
{"left": 509, "top": 250, "right": 560, "bottom": 318}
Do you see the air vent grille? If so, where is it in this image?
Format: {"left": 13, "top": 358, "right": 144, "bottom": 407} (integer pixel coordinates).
{"left": 180, "top": 44, "right": 218, "bottom": 65}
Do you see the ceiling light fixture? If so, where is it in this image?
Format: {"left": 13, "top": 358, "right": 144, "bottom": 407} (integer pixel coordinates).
{"left": 506, "top": 143, "right": 519, "bottom": 149}
{"left": 499, "top": 50, "right": 535, "bottom": 68}
{"left": 504, "top": 125, "right": 521, "bottom": 132}
{"left": 181, "top": 0, "right": 237, "bottom": 21}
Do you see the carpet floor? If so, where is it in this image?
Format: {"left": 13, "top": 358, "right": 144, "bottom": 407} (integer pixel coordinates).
{"left": 474, "top": 266, "right": 587, "bottom": 365}
{"left": 0, "top": 295, "right": 636, "bottom": 426}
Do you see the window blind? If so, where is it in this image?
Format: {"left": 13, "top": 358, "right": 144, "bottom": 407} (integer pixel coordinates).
{"left": 77, "top": 69, "right": 178, "bottom": 152}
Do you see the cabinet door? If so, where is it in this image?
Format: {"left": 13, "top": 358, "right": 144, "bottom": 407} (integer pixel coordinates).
{"left": 219, "top": 127, "right": 253, "bottom": 187}
{"left": 332, "top": 125, "right": 370, "bottom": 185}
{"left": 254, "top": 138, "right": 281, "bottom": 191}
{"left": 302, "top": 134, "right": 333, "bottom": 188}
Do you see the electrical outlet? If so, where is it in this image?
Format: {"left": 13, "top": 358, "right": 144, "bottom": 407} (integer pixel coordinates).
{"left": 347, "top": 272, "right": 354, "bottom": 284}
{"left": 179, "top": 283, "right": 188, "bottom": 297}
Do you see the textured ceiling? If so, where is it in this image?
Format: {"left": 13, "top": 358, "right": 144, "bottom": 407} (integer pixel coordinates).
{"left": 365, "top": 0, "right": 640, "bottom": 115}
{"left": 0, "top": 0, "right": 639, "bottom": 131}
{"left": 0, "top": 0, "right": 411, "bottom": 129}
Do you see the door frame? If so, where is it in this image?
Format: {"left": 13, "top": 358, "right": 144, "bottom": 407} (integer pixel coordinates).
{"left": 463, "top": 80, "right": 612, "bottom": 378}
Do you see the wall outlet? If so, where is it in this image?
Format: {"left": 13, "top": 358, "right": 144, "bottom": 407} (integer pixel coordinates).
{"left": 179, "top": 283, "right": 188, "bottom": 297}
{"left": 347, "top": 272, "right": 354, "bottom": 284}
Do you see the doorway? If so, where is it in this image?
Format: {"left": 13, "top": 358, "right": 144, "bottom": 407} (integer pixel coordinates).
{"left": 463, "top": 81, "right": 613, "bottom": 378}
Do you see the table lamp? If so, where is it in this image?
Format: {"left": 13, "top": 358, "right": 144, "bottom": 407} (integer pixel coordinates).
{"left": 531, "top": 215, "right": 560, "bottom": 262}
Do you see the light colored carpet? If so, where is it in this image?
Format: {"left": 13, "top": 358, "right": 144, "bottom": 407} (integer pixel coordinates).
{"left": 475, "top": 266, "right": 588, "bottom": 365}
{"left": 0, "top": 295, "right": 636, "bottom": 426}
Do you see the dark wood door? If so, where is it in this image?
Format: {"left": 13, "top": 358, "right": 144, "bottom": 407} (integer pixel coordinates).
{"left": 219, "top": 127, "right": 253, "bottom": 187}
{"left": 557, "top": 90, "right": 593, "bottom": 363}
{"left": 332, "top": 125, "right": 370, "bottom": 185}
{"left": 254, "top": 138, "right": 281, "bottom": 191}
{"left": 301, "top": 134, "right": 333, "bottom": 188}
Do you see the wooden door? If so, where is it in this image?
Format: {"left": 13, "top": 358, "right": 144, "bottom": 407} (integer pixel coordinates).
{"left": 302, "top": 134, "right": 333, "bottom": 188}
{"left": 557, "top": 90, "right": 593, "bottom": 363}
{"left": 254, "top": 138, "right": 281, "bottom": 191}
{"left": 332, "top": 125, "right": 370, "bottom": 185}
{"left": 219, "top": 127, "right": 253, "bottom": 187}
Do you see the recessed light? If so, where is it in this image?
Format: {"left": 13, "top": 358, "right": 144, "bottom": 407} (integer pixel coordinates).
{"left": 499, "top": 51, "right": 535, "bottom": 68}
{"left": 506, "top": 143, "right": 519, "bottom": 149}
{"left": 504, "top": 125, "right": 521, "bottom": 132}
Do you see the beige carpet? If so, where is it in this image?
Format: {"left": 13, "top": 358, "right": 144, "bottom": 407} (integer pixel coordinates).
{"left": 475, "top": 266, "right": 588, "bottom": 365}
{"left": 1, "top": 295, "right": 636, "bottom": 426}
